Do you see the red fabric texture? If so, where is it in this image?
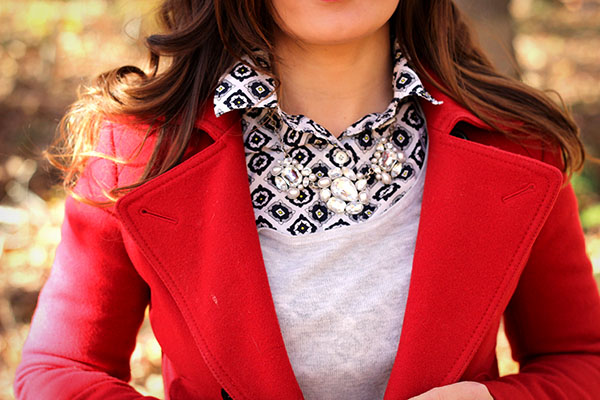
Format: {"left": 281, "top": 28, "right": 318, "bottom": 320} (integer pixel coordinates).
{"left": 13, "top": 82, "right": 600, "bottom": 399}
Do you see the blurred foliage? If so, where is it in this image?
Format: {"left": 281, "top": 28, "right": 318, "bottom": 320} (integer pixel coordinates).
{"left": 510, "top": 0, "right": 600, "bottom": 233}
{"left": 581, "top": 204, "right": 600, "bottom": 230}
{"left": 0, "top": 0, "right": 158, "bottom": 198}
{"left": 0, "top": 2, "right": 162, "bottom": 398}
{"left": 1, "top": 0, "right": 600, "bottom": 399}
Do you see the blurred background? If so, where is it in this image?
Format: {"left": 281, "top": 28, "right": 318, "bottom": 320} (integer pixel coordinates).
{"left": 0, "top": 0, "right": 599, "bottom": 398}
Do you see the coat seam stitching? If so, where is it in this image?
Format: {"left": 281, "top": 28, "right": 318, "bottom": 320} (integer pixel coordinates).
{"left": 438, "top": 137, "right": 560, "bottom": 383}
{"left": 116, "top": 132, "right": 250, "bottom": 400}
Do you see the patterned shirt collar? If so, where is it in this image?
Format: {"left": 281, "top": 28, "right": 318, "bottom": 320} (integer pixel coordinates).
{"left": 213, "top": 40, "right": 442, "bottom": 143}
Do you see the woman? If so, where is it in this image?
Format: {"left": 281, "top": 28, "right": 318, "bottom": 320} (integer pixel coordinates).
{"left": 14, "top": 0, "right": 600, "bottom": 399}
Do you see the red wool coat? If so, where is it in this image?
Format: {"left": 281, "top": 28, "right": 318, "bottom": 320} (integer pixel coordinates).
{"left": 14, "top": 81, "right": 600, "bottom": 399}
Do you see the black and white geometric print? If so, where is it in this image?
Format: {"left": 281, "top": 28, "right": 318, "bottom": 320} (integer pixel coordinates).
{"left": 250, "top": 185, "right": 275, "bottom": 210}
{"left": 286, "top": 215, "right": 318, "bottom": 236}
{"left": 247, "top": 151, "right": 274, "bottom": 175}
{"left": 213, "top": 40, "right": 441, "bottom": 236}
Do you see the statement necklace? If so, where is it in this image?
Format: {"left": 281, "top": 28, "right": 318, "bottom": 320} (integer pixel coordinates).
{"left": 270, "top": 119, "right": 407, "bottom": 216}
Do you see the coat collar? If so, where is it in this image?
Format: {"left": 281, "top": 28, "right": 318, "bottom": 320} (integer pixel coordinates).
{"left": 115, "top": 81, "right": 563, "bottom": 399}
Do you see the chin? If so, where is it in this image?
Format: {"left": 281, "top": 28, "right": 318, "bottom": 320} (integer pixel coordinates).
{"left": 271, "top": 0, "right": 398, "bottom": 46}
{"left": 293, "top": 24, "right": 380, "bottom": 46}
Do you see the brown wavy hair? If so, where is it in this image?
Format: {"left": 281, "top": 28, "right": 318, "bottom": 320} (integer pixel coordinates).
{"left": 46, "top": 0, "right": 587, "bottom": 207}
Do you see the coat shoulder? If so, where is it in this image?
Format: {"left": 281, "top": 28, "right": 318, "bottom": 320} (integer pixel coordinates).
{"left": 74, "top": 116, "right": 218, "bottom": 205}
{"left": 72, "top": 119, "right": 155, "bottom": 205}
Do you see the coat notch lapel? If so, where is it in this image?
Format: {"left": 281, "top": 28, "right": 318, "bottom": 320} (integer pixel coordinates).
{"left": 383, "top": 114, "right": 563, "bottom": 398}
{"left": 115, "top": 127, "right": 303, "bottom": 400}
{"left": 115, "top": 85, "right": 563, "bottom": 399}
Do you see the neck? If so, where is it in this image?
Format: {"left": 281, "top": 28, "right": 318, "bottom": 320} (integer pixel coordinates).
{"left": 273, "top": 25, "right": 393, "bottom": 138}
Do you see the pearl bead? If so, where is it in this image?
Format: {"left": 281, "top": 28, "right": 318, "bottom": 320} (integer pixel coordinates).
{"left": 287, "top": 188, "right": 300, "bottom": 199}
{"left": 381, "top": 172, "right": 392, "bottom": 185}
{"left": 318, "top": 177, "right": 331, "bottom": 188}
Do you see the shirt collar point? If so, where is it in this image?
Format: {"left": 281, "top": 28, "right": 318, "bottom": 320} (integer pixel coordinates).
{"left": 424, "top": 96, "right": 444, "bottom": 105}
{"left": 412, "top": 88, "right": 443, "bottom": 105}
{"left": 213, "top": 107, "right": 225, "bottom": 118}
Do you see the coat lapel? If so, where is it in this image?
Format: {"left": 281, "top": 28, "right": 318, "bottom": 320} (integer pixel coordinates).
{"left": 115, "top": 87, "right": 563, "bottom": 399}
{"left": 116, "top": 109, "right": 303, "bottom": 399}
{"left": 383, "top": 86, "right": 563, "bottom": 399}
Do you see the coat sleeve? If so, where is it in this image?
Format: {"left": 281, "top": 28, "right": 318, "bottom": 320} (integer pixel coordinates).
{"left": 13, "top": 123, "right": 158, "bottom": 399}
{"left": 482, "top": 170, "right": 600, "bottom": 398}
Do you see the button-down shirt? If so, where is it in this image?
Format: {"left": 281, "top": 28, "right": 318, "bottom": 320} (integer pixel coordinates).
{"left": 213, "top": 42, "right": 442, "bottom": 400}
{"left": 214, "top": 41, "right": 441, "bottom": 236}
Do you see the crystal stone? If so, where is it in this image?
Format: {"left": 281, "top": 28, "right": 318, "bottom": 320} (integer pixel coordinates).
{"left": 380, "top": 150, "right": 398, "bottom": 171}
{"left": 331, "top": 177, "right": 359, "bottom": 202}
{"left": 282, "top": 166, "right": 302, "bottom": 187}
{"left": 346, "top": 202, "right": 364, "bottom": 215}
{"left": 327, "top": 197, "right": 347, "bottom": 214}
{"left": 275, "top": 176, "right": 288, "bottom": 191}
{"left": 391, "top": 162, "right": 404, "bottom": 178}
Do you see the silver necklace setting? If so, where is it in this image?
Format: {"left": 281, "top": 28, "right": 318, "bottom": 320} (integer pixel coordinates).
{"left": 271, "top": 134, "right": 407, "bottom": 216}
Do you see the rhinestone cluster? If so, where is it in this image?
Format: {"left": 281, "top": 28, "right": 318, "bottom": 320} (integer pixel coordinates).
{"left": 371, "top": 138, "right": 406, "bottom": 184}
{"left": 271, "top": 136, "right": 407, "bottom": 216}
{"left": 271, "top": 158, "right": 315, "bottom": 200}
{"left": 317, "top": 167, "right": 368, "bottom": 215}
